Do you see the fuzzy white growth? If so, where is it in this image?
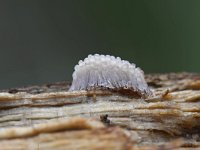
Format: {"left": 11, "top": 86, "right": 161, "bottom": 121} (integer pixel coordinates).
{"left": 69, "top": 54, "right": 152, "bottom": 97}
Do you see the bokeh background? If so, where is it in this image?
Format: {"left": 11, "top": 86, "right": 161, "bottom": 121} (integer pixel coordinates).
{"left": 0, "top": 0, "right": 200, "bottom": 89}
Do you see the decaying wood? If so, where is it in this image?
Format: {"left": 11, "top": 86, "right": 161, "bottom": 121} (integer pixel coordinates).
{"left": 0, "top": 73, "right": 199, "bottom": 149}
{"left": 0, "top": 117, "right": 185, "bottom": 150}
{"left": 0, "top": 117, "right": 104, "bottom": 139}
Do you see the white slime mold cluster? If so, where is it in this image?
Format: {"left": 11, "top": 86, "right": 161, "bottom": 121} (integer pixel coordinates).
{"left": 69, "top": 54, "right": 152, "bottom": 97}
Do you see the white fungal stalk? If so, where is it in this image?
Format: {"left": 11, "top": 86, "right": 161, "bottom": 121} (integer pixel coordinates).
{"left": 69, "top": 54, "right": 152, "bottom": 97}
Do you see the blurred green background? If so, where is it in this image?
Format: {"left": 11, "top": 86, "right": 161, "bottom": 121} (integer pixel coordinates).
{"left": 0, "top": 0, "right": 200, "bottom": 89}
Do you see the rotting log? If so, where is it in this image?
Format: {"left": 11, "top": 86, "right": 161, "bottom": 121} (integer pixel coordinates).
{"left": 0, "top": 73, "right": 199, "bottom": 150}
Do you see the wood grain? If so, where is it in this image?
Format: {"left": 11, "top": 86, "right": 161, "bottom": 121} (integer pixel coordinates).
{"left": 0, "top": 73, "right": 199, "bottom": 149}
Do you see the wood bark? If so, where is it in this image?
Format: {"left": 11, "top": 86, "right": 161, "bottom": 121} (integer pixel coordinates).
{"left": 0, "top": 73, "right": 199, "bottom": 150}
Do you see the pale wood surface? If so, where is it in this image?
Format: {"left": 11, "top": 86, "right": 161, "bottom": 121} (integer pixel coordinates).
{"left": 0, "top": 73, "right": 199, "bottom": 149}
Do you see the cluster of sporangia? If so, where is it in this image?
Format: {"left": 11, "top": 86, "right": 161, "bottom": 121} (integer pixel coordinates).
{"left": 69, "top": 54, "right": 152, "bottom": 97}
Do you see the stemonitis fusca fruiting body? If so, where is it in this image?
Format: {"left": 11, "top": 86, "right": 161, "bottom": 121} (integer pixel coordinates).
{"left": 69, "top": 54, "right": 152, "bottom": 98}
